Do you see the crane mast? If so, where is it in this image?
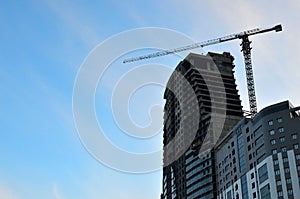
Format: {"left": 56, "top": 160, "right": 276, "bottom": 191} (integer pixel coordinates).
{"left": 123, "top": 24, "right": 282, "bottom": 117}
{"left": 240, "top": 35, "right": 257, "bottom": 116}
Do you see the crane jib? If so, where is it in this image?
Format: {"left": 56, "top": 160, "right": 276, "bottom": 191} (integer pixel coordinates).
{"left": 122, "top": 24, "right": 283, "bottom": 117}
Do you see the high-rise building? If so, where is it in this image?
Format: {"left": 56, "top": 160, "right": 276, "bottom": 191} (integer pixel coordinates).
{"left": 214, "top": 100, "right": 300, "bottom": 199}
{"left": 161, "top": 52, "right": 243, "bottom": 199}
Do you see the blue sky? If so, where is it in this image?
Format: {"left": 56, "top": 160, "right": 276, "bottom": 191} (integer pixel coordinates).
{"left": 1, "top": 1, "right": 300, "bottom": 198}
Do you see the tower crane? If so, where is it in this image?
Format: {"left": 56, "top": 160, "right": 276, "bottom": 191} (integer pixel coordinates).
{"left": 123, "top": 24, "right": 282, "bottom": 117}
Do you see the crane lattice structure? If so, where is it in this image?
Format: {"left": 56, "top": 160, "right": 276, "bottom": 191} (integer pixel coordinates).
{"left": 123, "top": 24, "right": 282, "bottom": 117}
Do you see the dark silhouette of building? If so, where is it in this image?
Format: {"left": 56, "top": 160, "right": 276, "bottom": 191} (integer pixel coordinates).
{"left": 161, "top": 52, "right": 243, "bottom": 199}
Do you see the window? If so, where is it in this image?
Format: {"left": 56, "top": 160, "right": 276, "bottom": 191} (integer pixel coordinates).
{"left": 253, "top": 126, "right": 262, "bottom": 137}
{"left": 252, "top": 182, "right": 255, "bottom": 189}
{"left": 292, "top": 134, "right": 298, "bottom": 139}
{"left": 296, "top": 154, "right": 300, "bottom": 160}
{"left": 274, "top": 160, "right": 279, "bottom": 165}
{"left": 278, "top": 191, "right": 283, "bottom": 197}
{"left": 258, "top": 164, "right": 268, "bottom": 184}
{"left": 238, "top": 134, "right": 247, "bottom": 172}
{"left": 270, "top": 139, "right": 276, "bottom": 145}
{"left": 283, "top": 157, "right": 289, "bottom": 163}
{"left": 278, "top": 127, "right": 284, "bottom": 133}
{"left": 286, "top": 178, "right": 292, "bottom": 184}
{"left": 255, "top": 135, "right": 264, "bottom": 146}
{"left": 287, "top": 189, "right": 293, "bottom": 195}
{"left": 298, "top": 166, "right": 300, "bottom": 171}
{"left": 269, "top": 130, "right": 275, "bottom": 136}
{"left": 277, "top": 118, "right": 283, "bottom": 123}
{"left": 279, "top": 137, "right": 285, "bottom": 143}
{"left": 251, "top": 173, "right": 254, "bottom": 179}
{"left": 275, "top": 170, "right": 280, "bottom": 175}
{"left": 260, "top": 184, "right": 271, "bottom": 199}
{"left": 276, "top": 180, "right": 282, "bottom": 186}
{"left": 272, "top": 149, "right": 277, "bottom": 154}
{"left": 227, "top": 190, "right": 232, "bottom": 199}
{"left": 282, "top": 147, "right": 287, "bottom": 152}
{"left": 285, "top": 168, "right": 290, "bottom": 173}
{"left": 294, "top": 144, "right": 299, "bottom": 150}
{"left": 250, "top": 163, "right": 254, "bottom": 169}
{"left": 241, "top": 174, "right": 248, "bottom": 199}
{"left": 268, "top": 120, "right": 274, "bottom": 126}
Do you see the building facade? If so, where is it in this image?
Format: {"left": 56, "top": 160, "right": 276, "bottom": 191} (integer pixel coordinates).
{"left": 215, "top": 101, "right": 300, "bottom": 199}
{"left": 161, "top": 52, "right": 243, "bottom": 199}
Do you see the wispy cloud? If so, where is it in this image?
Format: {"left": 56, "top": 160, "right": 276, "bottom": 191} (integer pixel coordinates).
{"left": 53, "top": 184, "right": 66, "bottom": 199}
{"left": 179, "top": 0, "right": 300, "bottom": 108}
{"left": 0, "top": 185, "right": 21, "bottom": 199}
{"left": 43, "top": 0, "right": 101, "bottom": 49}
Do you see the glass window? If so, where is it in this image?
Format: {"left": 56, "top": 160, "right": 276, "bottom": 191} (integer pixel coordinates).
{"left": 274, "top": 160, "right": 279, "bottom": 165}
{"left": 275, "top": 170, "right": 280, "bottom": 175}
{"left": 278, "top": 191, "right": 283, "bottom": 197}
{"left": 269, "top": 130, "right": 275, "bottom": 136}
{"left": 227, "top": 190, "right": 232, "bottom": 199}
{"left": 260, "top": 184, "right": 271, "bottom": 199}
{"left": 272, "top": 149, "right": 277, "bottom": 154}
{"left": 287, "top": 189, "right": 293, "bottom": 195}
{"left": 286, "top": 178, "right": 292, "bottom": 184}
{"left": 278, "top": 127, "right": 284, "bottom": 133}
{"left": 276, "top": 180, "right": 282, "bottom": 186}
{"left": 282, "top": 147, "right": 287, "bottom": 152}
{"left": 258, "top": 164, "right": 268, "bottom": 184}
{"left": 292, "top": 134, "right": 298, "bottom": 139}
{"left": 270, "top": 139, "right": 276, "bottom": 145}
{"left": 277, "top": 118, "right": 283, "bottom": 123}
{"left": 280, "top": 137, "right": 285, "bottom": 143}
{"left": 268, "top": 120, "right": 274, "bottom": 126}
{"left": 285, "top": 168, "right": 290, "bottom": 173}
{"left": 283, "top": 157, "right": 289, "bottom": 163}
{"left": 241, "top": 174, "right": 249, "bottom": 199}
{"left": 296, "top": 154, "right": 300, "bottom": 160}
{"left": 238, "top": 134, "right": 247, "bottom": 172}
{"left": 294, "top": 144, "right": 299, "bottom": 150}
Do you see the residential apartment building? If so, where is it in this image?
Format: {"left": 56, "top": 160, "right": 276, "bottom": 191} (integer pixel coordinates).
{"left": 215, "top": 100, "right": 300, "bottom": 199}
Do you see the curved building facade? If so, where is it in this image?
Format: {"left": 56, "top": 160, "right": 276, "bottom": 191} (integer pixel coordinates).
{"left": 161, "top": 52, "right": 243, "bottom": 199}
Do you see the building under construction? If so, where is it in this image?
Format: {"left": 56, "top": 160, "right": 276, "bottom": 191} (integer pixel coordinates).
{"left": 161, "top": 52, "right": 243, "bottom": 199}
{"left": 161, "top": 52, "right": 300, "bottom": 199}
